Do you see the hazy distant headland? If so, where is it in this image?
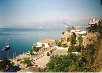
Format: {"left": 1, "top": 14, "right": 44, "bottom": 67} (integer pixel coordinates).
{"left": 1, "top": 19, "right": 95, "bottom": 28}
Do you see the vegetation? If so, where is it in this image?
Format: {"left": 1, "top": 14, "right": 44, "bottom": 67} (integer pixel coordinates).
{"left": 78, "top": 36, "right": 83, "bottom": 46}
{"left": 55, "top": 40, "right": 62, "bottom": 47}
{"left": 0, "top": 58, "right": 14, "bottom": 71}
{"left": 67, "top": 27, "right": 72, "bottom": 32}
{"left": 30, "top": 46, "right": 41, "bottom": 55}
{"left": 49, "top": 23, "right": 102, "bottom": 72}
{"left": 42, "top": 44, "right": 45, "bottom": 48}
{"left": 87, "top": 20, "right": 102, "bottom": 33}
{"left": 68, "top": 45, "right": 81, "bottom": 53}
{"left": 62, "top": 32, "right": 64, "bottom": 34}
{"left": 67, "top": 26, "right": 74, "bottom": 32}
{"left": 45, "top": 54, "right": 79, "bottom": 72}
{"left": 39, "top": 22, "right": 102, "bottom": 72}
{"left": 55, "top": 40, "right": 68, "bottom": 47}
{"left": 23, "top": 58, "right": 33, "bottom": 67}
{"left": 38, "top": 43, "right": 97, "bottom": 72}
{"left": 30, "top": 49, "right": 33, "bottom": 55}
{"left": 61, "top": 44, "right": 68, "bottom": 48}
{"left": 70, "top": 32, "right": 76, "bottom": 46}
{"left": 33, "top": 46, "right": 41, "bottom": 52}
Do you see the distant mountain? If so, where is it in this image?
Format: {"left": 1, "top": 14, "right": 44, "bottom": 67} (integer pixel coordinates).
{"left": 25, "top": 20, "right": 72, "bottom": 28}
{"left": 99, "top": 17, "right": 102, "bottom": 19}
{"left": 71, "top": 19, "right": 90, "bottom": 27}
{"left": 10, "top": 18, "right": 102, "bottom": 28}
{"left": 25, "top": 19, "right": 93, "bottom": 28}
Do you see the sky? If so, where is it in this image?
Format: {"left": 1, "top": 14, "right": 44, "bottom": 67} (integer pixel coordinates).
{"left": 0, "top": 0, "right": 102, "bottom": 28}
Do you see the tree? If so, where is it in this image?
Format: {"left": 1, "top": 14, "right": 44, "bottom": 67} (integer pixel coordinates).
{"left": 67, "top": 27, "right": 72, "bottom": 32}
{"left": 62, "top": 32, "right": 64, "bottom": 34}
{"left": 70, "top": 32, "right": 76, "bottom": 46}
{"left": 45, "top": 54, "right": 79, "bottom": 72}
{"left": 98, "top": 20, "right": 102, "bottom": 34}
{"left": 42, "top": 44, "right": 45, "bottom": 48}
{"left": 68, "top": 45, "right": 81, "bottom": 53}
{"left": 30, "top": 49, "right": 33, "bottom": 55}
{"left": 32, "top": 46, "right": 41, "bottom": 52}
{"left": 23, "top": 58, "right": 33, "bottom": 67}
{"left": 78, "top": 36, "right": 83, "bottom": 46}
{"left": 87, "top": 20, "right": 102, "bottom": 34}
{"left": 56, "top": 41, "right": 62, "bottom": 47}
{"left": 0, "top": 58, "right": 14, "bottom": 71}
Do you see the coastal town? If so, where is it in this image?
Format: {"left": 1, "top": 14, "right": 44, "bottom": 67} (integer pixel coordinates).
{"left": 0, "top": 18, "right": 102, "bottom": 72}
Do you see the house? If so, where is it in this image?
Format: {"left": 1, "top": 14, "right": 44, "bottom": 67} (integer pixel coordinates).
{"left": 88, "top": 19, "right": 100, "bottom": 27}
{"left": 70, "top": 27, "right": 80, "bottom": 32}
{"left": 36, "top": 39, "right": 55, "bottom": 48}
{"left": 61, "top": 27, "right": 86, "bottom": 47}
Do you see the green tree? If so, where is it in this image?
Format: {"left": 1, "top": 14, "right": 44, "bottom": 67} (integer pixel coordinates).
{"left": 42, "top": 44, "right": 45, "bottom": 48}
{"left": 68, "top": 45, "right": 81, "bottom": 53}
{"left": 87, "top": 20, "right": 102, "bottom": 34}
{"left": 70, "top": 32, "right": 76, "bottom": 46}
{"left": 56, "top": 41, "right": 62, "bottom": 47}
{"left": 67, "top": 27, "right": 72, "bottom": 32}
{"left": 62, "top": 32, "right": 64, "bottom": 34}
{"left": 97, "top": 20, "right": 102, "bottom": 34}
{"left": 45, "top": 54, "right": 79, "bottom": 72}
{"left": 30, "top": 49, "right": 33, "bottom": 55}
{"left": 44, "top": 43, "right": 96, "bottom": 72}
{"left": 0, "top": 58, "right": 14, "bottom": 71}
{"left": 78, "top": 36, "right": 83, "bottom": 46}
{"left": 23, "top": 58, "right": 33, "bottom": 67}
{"left": 32, "top": 46, "right": 41, "bottom": 52}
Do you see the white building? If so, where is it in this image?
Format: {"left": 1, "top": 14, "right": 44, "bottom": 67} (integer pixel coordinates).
{"left": 70, "top": 27, "right": 80, "bottom": 32}
{"left": 36, "top": 39, "right": 55, "bottom": 48}
{"left": 88, "top": 19, "right": 100, "bottom": 27}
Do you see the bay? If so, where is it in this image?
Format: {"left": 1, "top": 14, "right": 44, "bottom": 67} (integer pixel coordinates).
{"left": 0, "top": 28, "right": 66, "bottom": 59}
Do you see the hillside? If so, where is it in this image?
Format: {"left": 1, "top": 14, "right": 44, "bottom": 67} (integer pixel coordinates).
{"left": 93, "top": 34, "right": 102, "bottom": 71}
{"left": 38, "top": 19, "right": 102, "bottom": 72}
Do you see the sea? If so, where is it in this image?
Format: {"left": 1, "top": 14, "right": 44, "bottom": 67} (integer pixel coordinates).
{"left": 0, "top": 27, "right": 86, "bottom": 59}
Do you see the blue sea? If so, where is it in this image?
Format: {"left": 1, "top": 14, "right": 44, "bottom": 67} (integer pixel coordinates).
{"left": 0, "top": 28, "right": 67, "bottom": 59}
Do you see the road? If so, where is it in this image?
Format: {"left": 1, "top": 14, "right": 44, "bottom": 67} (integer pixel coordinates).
{"left": 30, "top": 45, "right": 68, "bottom": 67}
{"left": 31, "top": 46, "right": 56, "bottom": 60}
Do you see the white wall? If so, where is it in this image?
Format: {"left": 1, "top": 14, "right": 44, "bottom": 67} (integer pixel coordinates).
{"left": 36, "top": 42, "right": 42, "bottom": 47}
{"left": 43, "top": 43, "right": 49, "bottom": 48}
{"left": 36, "top": 42, "right": 49, "bottom": 48}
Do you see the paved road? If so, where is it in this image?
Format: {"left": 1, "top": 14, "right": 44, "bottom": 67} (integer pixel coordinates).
{"left": 31, "top": 46, "right": 55, "bottom": 59}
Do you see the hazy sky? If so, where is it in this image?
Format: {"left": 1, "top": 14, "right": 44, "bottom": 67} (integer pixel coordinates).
{"left": 0, "top": 0, "right": 102, "bottom": 28}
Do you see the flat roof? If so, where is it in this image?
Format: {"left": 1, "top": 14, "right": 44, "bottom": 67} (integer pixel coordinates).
{"left": 38, "top": 39, "right": 55, "bottom": 43}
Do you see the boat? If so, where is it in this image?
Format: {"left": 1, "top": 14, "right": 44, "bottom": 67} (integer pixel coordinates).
{"left": 2, "top": 43, "right": 10, "bottom": 51}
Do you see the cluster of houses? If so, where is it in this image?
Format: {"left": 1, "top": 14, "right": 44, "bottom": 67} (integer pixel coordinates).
{"left": 36, "top": 39, "right": 55, "bottom": 48}
{"left": 32, "top": 39, "right": 55, "bottom": 52}
{"left": 88, "top": 19, "right": 101, "bottom": 27}
{"left": 61, "top": 18, "right": 102, "bottom": 47}
{"left": 83, "top": 19, "right": 102, "bottom": 47}
{"left": 61, "top": 26, "right": 86, "bottom": 47}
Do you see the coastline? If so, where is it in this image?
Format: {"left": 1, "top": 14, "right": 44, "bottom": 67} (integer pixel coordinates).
{"left": 0, "top": 28, "right": 64, "bottom": 60}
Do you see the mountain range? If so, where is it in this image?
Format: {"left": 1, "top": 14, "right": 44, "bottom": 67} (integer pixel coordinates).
{"left": 10, "top": 17, "right": 102, "bottom": 28}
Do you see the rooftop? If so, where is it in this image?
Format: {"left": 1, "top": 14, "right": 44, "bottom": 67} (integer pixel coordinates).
{"left": 88, "top": 19, "right": 99, "bottom": 25}
{"left": 38, "top": 39, "right": 55, "bottom": 43}
{"left": 70, "top": 27, "right": 80, "bottom": 32}
{"left": 73, "top": 27, "right": 80, "bottom": 31}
